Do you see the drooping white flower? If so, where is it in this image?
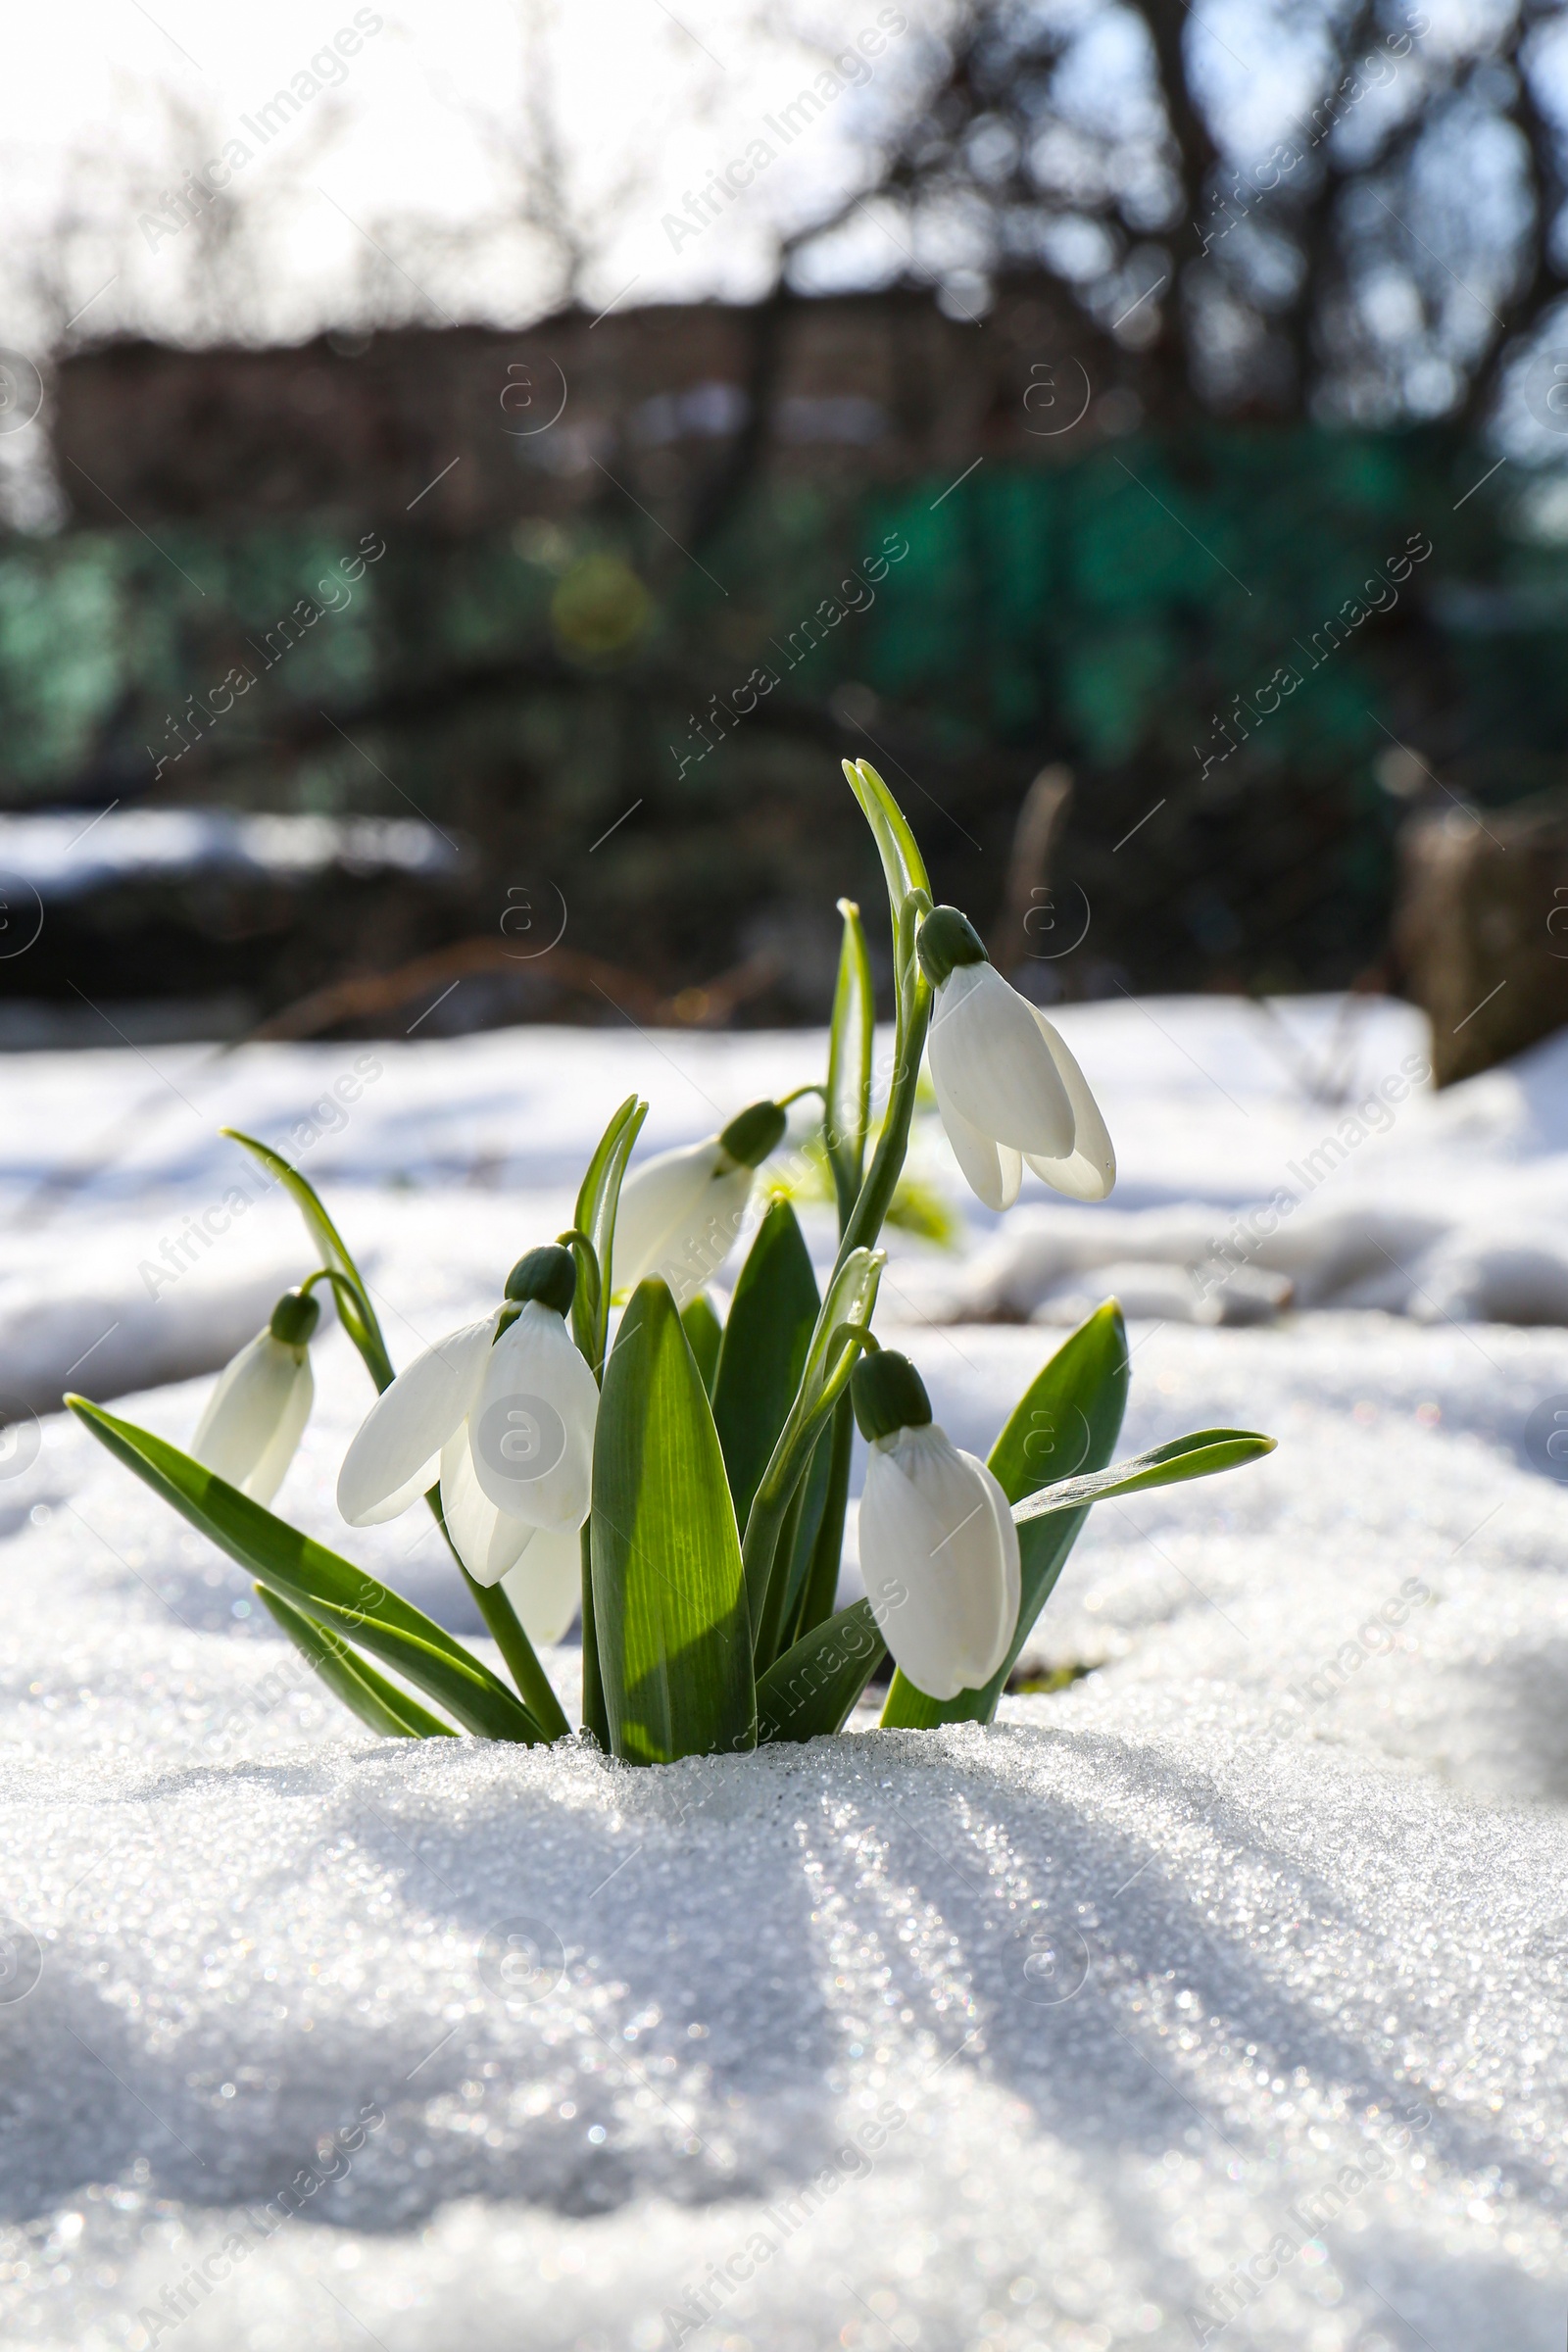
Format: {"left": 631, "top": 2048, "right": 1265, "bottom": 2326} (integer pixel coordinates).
{"left": 612, "top": 1098, "right": 787, "bottom": 1307}
{"left": 853, "top": 1348, "right": 1020, "bottom": 1702}
{"left": 191, "top": 1288, "right": 318, "bottom": 1505}
{"left": 503, "top": 1522, "right": 584, "bottom": 1645}
{"left": 918, "top": 906, "right": 1115, "bottom": 1210}
{"left": 336, "top": 1247, "right": 599, "bottom": 1587}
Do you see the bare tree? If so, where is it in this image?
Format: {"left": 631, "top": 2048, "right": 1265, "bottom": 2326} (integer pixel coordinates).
{"left": 788, "top": 0, "right": 1568, "bottom": 432}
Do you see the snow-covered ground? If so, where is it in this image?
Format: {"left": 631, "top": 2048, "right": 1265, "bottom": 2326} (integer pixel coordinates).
{"left": 2, "top": 997, "right": 1567, "bottom": 2350}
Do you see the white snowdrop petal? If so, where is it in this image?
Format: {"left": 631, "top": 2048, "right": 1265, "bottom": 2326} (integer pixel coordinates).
{"left": 958, "top": 1448, "right": 1022, "bottom": 1687}
{"left": 468, "top": 1301, "right": 598, "bottom": 1531}
{"left": 658, "top": 1161, "right": 755, "bottom": 1307}
{"left": 438, "top": 1424, "right": 534, "bottom": 1587}
{"left": 243, "top": 1354, "right": 316, "bottom": 1507}
{"left": 859, "top": 1424, "right": 1016, "bottom": 1704}
{"left": 927, "top": 962, "right": 1074, "bottom": 1158}
{"left": 502, "top": 1522, "right": 583, "bottom": 1643}
{"left": 935, "top": 1089, "right": 1023, "bottom": 1212}
{"left": 337, "top": 1314, "right": 496, "bottom": 1527}
{"left": 192, "top": 1333, "right": 310, "bottom": 1500}
{"left": 1021, "top": 1007, "right": 1116, "bottom": 1201}
{"left": 611, "top": 1140, "right": 726, "bottom": 1291}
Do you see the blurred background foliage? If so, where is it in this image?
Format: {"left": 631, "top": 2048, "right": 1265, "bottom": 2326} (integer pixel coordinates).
{"left": 5, "top": 0, "right": 1568, "bottom": 1035}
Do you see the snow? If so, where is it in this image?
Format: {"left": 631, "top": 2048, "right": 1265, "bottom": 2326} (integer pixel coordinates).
{"left": 0, "top": 809, "right": 463, "bottom": 904}
{"left": 1, "top": 996, "right": 1566, "bottom": 2350}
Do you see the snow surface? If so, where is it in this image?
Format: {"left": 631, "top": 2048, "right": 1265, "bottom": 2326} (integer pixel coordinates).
{"left": 1, "top": 997, "right": 1566, "bottom": 2350}
{"left": 0, "top": 810, "right": 462, "bottom": 903}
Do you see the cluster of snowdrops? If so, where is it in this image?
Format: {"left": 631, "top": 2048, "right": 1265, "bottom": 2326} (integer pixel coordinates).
{"left": 74, "top": 762, "right": 1273, "bottom": 1763}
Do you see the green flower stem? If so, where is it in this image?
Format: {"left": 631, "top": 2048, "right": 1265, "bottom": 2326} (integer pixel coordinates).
{"left": 421, "top": 1484, "right": 569, "bottom": 1740}
{"left": 743, "top": 896, "right": 932, "bottom": 1668}
{"left": 464, "top": 1568, "right": 571, "bottom": 1740}
{"left": 579, "top": 1520, "right": 609, "bottom": 1747}
{"left": 751, "top": 1461, "right": 810, "bottom": 1671}
{"left": 832, "top": 898, "right": 931, "bottom": 1280}
{"left": 788, "top": 1392, "right": 856, "bottom": 1647}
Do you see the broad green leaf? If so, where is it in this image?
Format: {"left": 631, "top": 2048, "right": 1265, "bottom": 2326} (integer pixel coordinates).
{"left": 590, "top": 1281, "right": 756, "bottom": 1763}
{"left": 881, "top": 1300, "right": 1129, "bottom": 1731}
{"left": 220, "top": 1128, "right": 392, "bottom": 1390}
{"left": 712, "top": 1200, "right": 820, "bottom": 1537}
{"left": 757, "top": 1599, "right": 884, "bottom": 1745}
{"left": 573, "top": 1094, "right": 648, "bottom": 1373}
{"left": 255, "top": 1586, "right": 455, "bottom": 1739}
{"left": 1012, "top": 1429, "right": 1276, "bottom": 1520}
{"left": 68, "top": 1397, "right": 546, "bottom": 1744}
{"left": 825, "top": 898, "right": 873, "bottom": 1225}
{"left": 680, "top": 1292, "right": 724, "bottom": 1396}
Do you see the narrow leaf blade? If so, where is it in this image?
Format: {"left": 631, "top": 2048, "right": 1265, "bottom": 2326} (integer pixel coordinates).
{"left": 574, "top": 1095, "right": 648, "bottom": 1372}
{"left": 825, "top": 898, "right": 874, "bottom": 1222}
{"left": 255, "top": 1587, "right": 455, "bottom": 1739}
{"left": 590, "top": 1281, "right": 756, "bottom": 1763}
{"left": 680, "top": 1292, "right": 724, "bottom": 1397}
{"left": 1013, "top": 1430, "right": 1276, "bottom": 1520}
{"left": 880, "top": 1300, "right": 1130, "bottom": 1730}
{"left": 712, "top": 1199, "right": 820, "bottom": 1538}
{"left": 844, "top": 759, "right": 931, "bottom": 919}
{"left": 220, "top": 1127, "right": 393, "bottom": 1390}
{"left": 68, "top": 1396, "right": 545, "bottom": 1743}
{"left": 758, "top": 1599, "right": 884, "bottom": 1745}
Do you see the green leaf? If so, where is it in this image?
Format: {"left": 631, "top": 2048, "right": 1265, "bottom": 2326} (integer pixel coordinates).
{"left": 1012, "top": 1429, "right": 1277, "bottom": 1520}
{"left": 590, "top": 1281, "right": 756, "bottom": 1764}
{"left": 881, "top": 1300, "right": 1130, "bottom": 1731}
{"left": 571, "top": 1093, "right": 648, "bottom": 1749}
{"left": 680, "top": 1292, "right": 724, "bottom": 1396}
{"left": 254, "top": 1586, "right": 456, "bottom": 1739}
{"left": 757, "top": 1599, "right": 884, "bottom": 1745}
{"left": 68, "top": 1397, "right": 547, "bottom": 1744}
{"left": 573, "top": 1094, "right": 648, "bottom": 1375}
{"left": 220, "top": 1128, "right": 392, "bottom": 1390}
{"left": 712, "top": 1200, "right": 820, "bottom": 1538}
{"left": 740, "top": 1244, "right": 883, "bottom": 1666}
{"left": 785, "top": 1393, "right": 855, "bottom": 1647}
{"left": 843, "top": 759, "right": 931, "bottom": 922}
{"left": 825, "top": 898, "right": 874, "bottom": 1226}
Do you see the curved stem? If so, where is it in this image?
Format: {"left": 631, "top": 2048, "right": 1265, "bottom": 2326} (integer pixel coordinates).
{"left": 420, "top": 1483, "right": 568, "bottom": 1739}
{"left": 301, "top": 1265, "right": 382, "bottom": 1363}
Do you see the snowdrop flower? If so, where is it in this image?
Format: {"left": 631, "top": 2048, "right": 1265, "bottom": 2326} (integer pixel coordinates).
{"left": 192, "top": 1287, "right": 318, "bottom": 1505}
{"left": 612, "top": 1098, "right": 787, "bottom": 1307}
{"left": 917, "top": 905, "right": 1114, "bottom": 1210}
{"left": 337, "top": 1246, "right": 599, "bottom": 1587}
{"left": 852, "top": 1348, "right": 1020, "bottom": 1702}
{"left": 502, "top": 1524, "right": 584, "bottom": 1645}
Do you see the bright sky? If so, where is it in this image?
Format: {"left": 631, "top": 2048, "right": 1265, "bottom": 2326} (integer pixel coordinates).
{"left": 0, "top": 1, "right": 944, "bottom": 351}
